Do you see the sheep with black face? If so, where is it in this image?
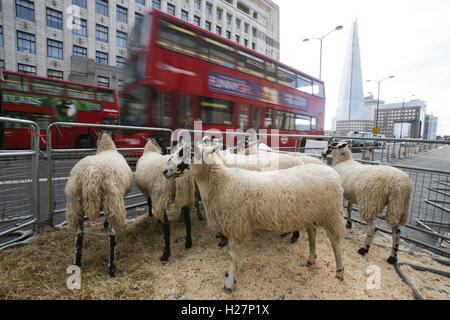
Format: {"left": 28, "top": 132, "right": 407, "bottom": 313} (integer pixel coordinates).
{"left": 163, "top": 137, "right": 346, "bottom": 292}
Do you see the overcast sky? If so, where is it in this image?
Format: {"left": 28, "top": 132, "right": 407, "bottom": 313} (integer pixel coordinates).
{"left": 273, "top": 0, "right": 450, "bottom": 135}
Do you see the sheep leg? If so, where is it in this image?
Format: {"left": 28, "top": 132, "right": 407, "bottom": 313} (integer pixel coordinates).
{"left": 306, "top": 225, "right": 317, "bottom": 266}
{"left": 195, "top": 200, "right": 204, "bottom": 221}
{"left": 183, "top": 206, "right": 192, "bottom": 249}
{"left": 346, "top": 202, "right": 353, "bottom": 229}
{"left": 147, "top": 197, "right": 152, "bottom": 217}
{"left": 109, "top": 227, "right": 117, "bottom": 277}
{"left": 160, "top": 212, "right": 171, "bottom": 261}
{"left": 358, "top": 220, "right": 376, "bottom": 256}
{"left": 329, "top": 234, "right": 344, "bottom": 281}
{"left": 387, "top": 226, "right": 401, "bottom": 264}
{"left": 224, "top": 237, "right": 241, "bottom": 293}
{"left": 216, "top": 233, "right": 229, "bottom": 247}
{"left": 74, "top": 225, "right": 84, "bottom": 267}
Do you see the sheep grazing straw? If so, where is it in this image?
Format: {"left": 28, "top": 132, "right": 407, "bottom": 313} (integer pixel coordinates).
{"left": 135, "top": 139, "right": 196, "bottom": 261}
{"left": 323, "top": 141, "right": 413, "bottom": 264}
{"left": 65, "top": 133, "right": 132, "bottom": 276}
{"left": 163, "top": 137, "right": 346, "bottom": 292}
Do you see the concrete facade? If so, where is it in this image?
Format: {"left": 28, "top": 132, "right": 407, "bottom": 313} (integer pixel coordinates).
{"left": 0, "top": 0, "right": 280, "bottom": 88}
{"left": 375, "top": 99, "right": 427, "bottom": 138}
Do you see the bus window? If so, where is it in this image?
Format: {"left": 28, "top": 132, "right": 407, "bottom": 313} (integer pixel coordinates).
{"left": 31, "top": 78, "right": 65, "bottom": 96}
{"left": 252, "top": 107, "right": 260, "bottom": 130}
{"left": 158, "top": 19, "right": 198, "bottom": 57}
{"left": 3, "top": 73, "right": 29, "bottom": 92}
{"left": 239, "top": 105, "right": 250, "bottom": 130}
{"left": 312, "top": 81, "right": 325, "bottom": 98}
{"left": 296, "top": 75, "right": 313, "bottom": 94}
{"left": 236, "top": 50, "right": 264, "bottom": 78}
{"left": 67, "top": 85, "right": 95, "bottom": 100}
{"left": 311, "top": 117, "right": 317, "bottom": 130}
{"left": 178, "top": 96, "right": 193, "bottom": 129}
{"left": 265, "top": 109, "right": 274, "bottom": 128}
{"left": 96, "top": 89, "right": 115, "bottom": 102}
{"left": 200, "top": 37, "right": 235, "bottom": 69}
{"left": 31, "top": 114, "right": 52, "bottom": 129}
{"left": 295, "top": 115, "right": 312, "bottom": 131}
{"left": 277, "top": 111, "right": 295, "bottom": 131}
{"left": 120, "top": 86, "right": 149, "bottom": 127}
{"left": 3, "top": 111, "right": 29, "bottom": 128}
{"left": 277, "top": 67, "right": 296, "bottom": 88}
{"left": 200, "top": 97, "right": 233, "bottom": 125}
{"left": 265, "top": 62, "right": 277, "bottom": 82}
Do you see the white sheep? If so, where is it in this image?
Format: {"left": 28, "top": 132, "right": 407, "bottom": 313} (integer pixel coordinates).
{"left": 135, "top": 139, "right": 196, "bottom": 261}
{"left": 323, "top": 141, "right": 413, "bottom": 264}
{"left": 65, "top": 133, "right": 132, "bottom": 276}
{"left": 163, "top": 137, "right": 346, "bottom": 292}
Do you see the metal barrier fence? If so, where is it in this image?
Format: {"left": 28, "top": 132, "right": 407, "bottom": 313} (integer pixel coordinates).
{"left": 46, "top": 122, "right": 172, "bottom": 227}
{"left": 0, "top": 117, "right": 40, "bottom": 250}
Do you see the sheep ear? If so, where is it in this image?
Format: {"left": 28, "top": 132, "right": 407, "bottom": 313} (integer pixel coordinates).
{"left": 338, "top": 143, "right": 348, "bottom": 149}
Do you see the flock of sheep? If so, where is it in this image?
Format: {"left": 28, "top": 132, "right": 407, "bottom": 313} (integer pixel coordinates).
{"left": 64, "top": 133, "right": 413, "bottom": 293}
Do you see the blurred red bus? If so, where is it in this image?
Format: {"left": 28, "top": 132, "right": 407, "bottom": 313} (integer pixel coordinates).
{"left": 1, "top": 71, "right": 119, "bottom": 149}
{"left": 119, "top": 9, "right": 325, "bottom": 150}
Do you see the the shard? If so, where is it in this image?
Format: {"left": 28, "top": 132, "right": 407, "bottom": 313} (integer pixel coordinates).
{"left": 334, "top": 19, "right": 365, "bottom": 126}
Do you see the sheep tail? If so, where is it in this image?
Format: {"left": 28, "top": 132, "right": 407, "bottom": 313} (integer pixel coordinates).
{"left": 102, "top": 182, "right": 127, "bottom": 232}
{"left": 386, "top": 182, "right": 412, "bottom": 227}
{"left": 81, "top": 167, "right": 103, "bottom": 221}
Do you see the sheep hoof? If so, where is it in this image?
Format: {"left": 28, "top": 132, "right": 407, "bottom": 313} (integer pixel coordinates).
{"left": 346, "top": 221, "right": 352, "bottom": 229}
{"left": 185, "top": 240, "right": 192, "bottom": 249}
{"left": 218, "top": 238, "right": 228, "bottom": 248}
{"left": 109, "top": 266, "right": 116, "bottom": 277}
{"left": 335, "top": 274, "right": 344, "bottom": 281}
{"left": 160, "top": 253, "right": 170, "bottom": 262}
{"left": 306, "top": 260, "right": 316, "bottom": 267}
{"left": 224, "top": 286, "right": 234, "bottom": 294}
{"left": 358, "top": 247, "right": 368, "bottom": 256}
{"left": 225, "top": 272, "right": 229, "bottom": 277}
{"left": 387, "top": 256, "right": 398, "bottom": 265}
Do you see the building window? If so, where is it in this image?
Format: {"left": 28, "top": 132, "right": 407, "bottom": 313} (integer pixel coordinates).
{"left": 116, "top": 56, "right": 126, "bottom": 69}
{"left": 236, "top": 18, "right": 241, "bottom": 29}
{"left": 181, "top": 10, "right": 188, "bottom": 21}
{"left": 235, "top": 35, "right": 240, "bottom": 43}
{"left": 117, "top": 6, "right": 127, "bottom": 23}
{"left": 152, "top": 0, "right": 161, "bottom": 9}
{"left": 96, "top": 24, "right": 108, "bottom": 43}
{"left": 17, "top": 31, "right": 36, "bottom": 54}
{"left": 216, "top": 8, "right": 222, "bottom": 21}
{"left": 72, "top": 0, "right": 87, "bottom": 8}
{"left": 205, "top": 21, "right": 211, "bottom": 31}
{"left": 116, "top": 31, "right": 127, "bottom": 48}
{"left": 194, "top": 0, "right": 201, "bottom": 11}
{"left": 0, "top": 60, "right": 5, "bottom": 69}
{"left": 97, "top": 76, "right": 110, "bottom": 87}
{"left": 0, "top": 26, "right": 3, "bottom": 47}
{"left": 252, "top": 27, "right": 257, "bottom": 37}
{"left": 135, "top": 13, "right": 143, "bottom": 26}
{"left": 73, "top": 18, "right": 87, "bottom": 37}
{"left": 16, "top": 0, "right": 35, "bottom": 21}
{"left": 136, "top": 0, "right": 145, "bottom": 5}
{"left": 244, "top": 23, "right": 249, "bottom": 33}
{"left": 216, "top": 26, "right": 222, "bottom": 35}
{"left": 73, "top": 45, "right": 87, "bottom": 58}
{"left": 244, "top": 39, "right": 248, "bottom": 46}
{"left": 206, "top": 2, "right": 212, "bottom": 16}
{"left": 46, "top": 8, "right": 63, "bottom": 30}
{"left": 48, "top": 69, "right": 63, "bottom": 80}
{"left": 96, "top": 0, "right": 108, "bottom": 17}
{"left": 96, "top": 51, "right": 108, "bottom": 64}
{"left": 226, "top": 13, "right": 232, "bottom": 26}
{"left": 226, "top": 30, "right": 231, "bottom": 39}
{"left": 252, "top": 42, "right": 256, "bottom": 50}
{"left": 167, "top": 3, "right": 176, "bottom": 16}
{"left": 47, "top": 39, "right": 63, "bottom": 60}
{"left": 18, "top": 63, "right": 36, "bottom": 75}
{"left": 194, "top": 15, "right": 200, "bottom": 26}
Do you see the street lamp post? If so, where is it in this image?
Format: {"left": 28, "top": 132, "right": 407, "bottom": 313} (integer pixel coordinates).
{"left": 366, "top": 76, "right": 395, "bottom": 132}
{"left": 394, "top": 95, "right": 415, "bottom": 138}
{"left": 303, "top": 25, "right": 343, "bottom": 80}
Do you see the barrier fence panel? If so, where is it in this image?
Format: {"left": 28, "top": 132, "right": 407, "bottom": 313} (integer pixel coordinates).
{"left": 46, "top": 122, "right": 172, "bottom": 227}
{"left": 245, "top": 133, "right": 450, "bottom": 256}
{"left": 0, "top": 117, "right": 40, "bottom": 250}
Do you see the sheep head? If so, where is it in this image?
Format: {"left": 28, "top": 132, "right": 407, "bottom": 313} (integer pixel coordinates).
{"left": 322, "top": 141, "right": 351, "bottom": 161}
{"left": 96, "top": 132, "right": 116, "bottom": 153}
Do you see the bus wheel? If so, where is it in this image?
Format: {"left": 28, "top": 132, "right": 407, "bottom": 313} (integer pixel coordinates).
{"left": 76, "top": 135, "right": 93, "bottom": 149}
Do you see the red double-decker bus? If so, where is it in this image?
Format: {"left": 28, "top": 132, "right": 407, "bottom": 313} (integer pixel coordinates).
{"left": 120, "top": 9, "right": 325, "bottom": 150}
{"left": 1, "top": 71, "right": 119, "bottom": 149}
